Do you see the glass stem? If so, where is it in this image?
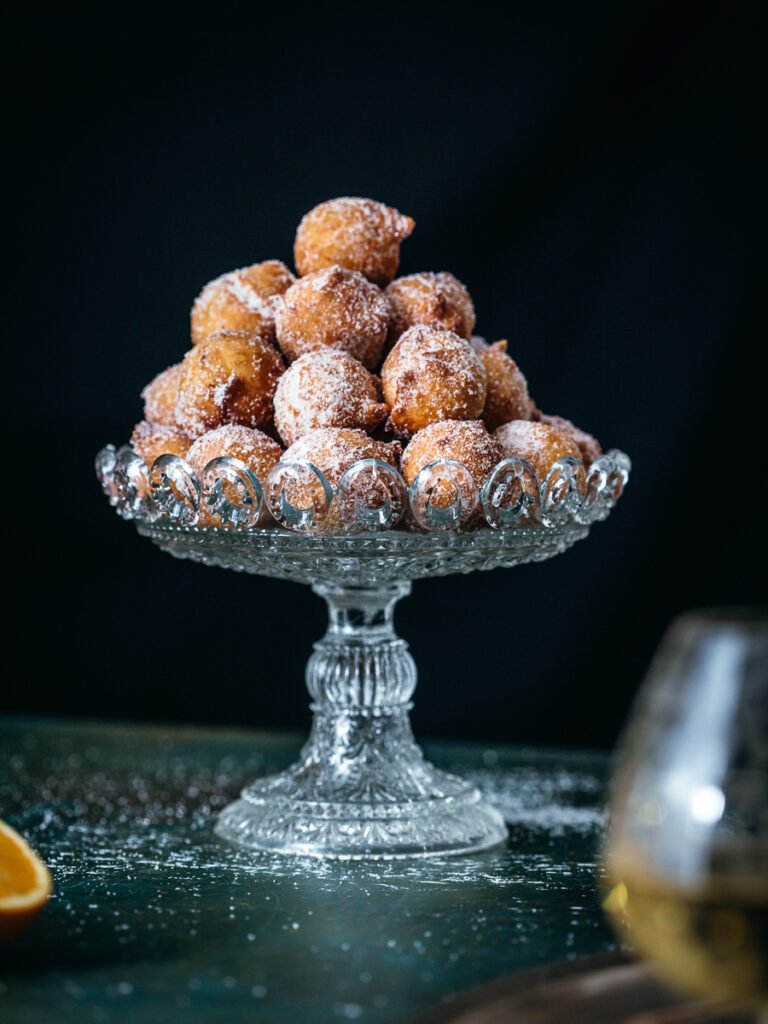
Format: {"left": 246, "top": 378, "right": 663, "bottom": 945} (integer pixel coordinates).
{"left": 308, "top": 582, "right": 416, "bottom": 706}
{"left": 295, "top": 583, "right": 426, "bottom": 801}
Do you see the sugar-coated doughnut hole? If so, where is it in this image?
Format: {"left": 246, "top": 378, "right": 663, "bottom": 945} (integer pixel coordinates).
{"left": 131, "top": 421, "right": 192, "bottom": 466}
{"left": 273, "top": 349, "right": 388, "bottom": 447}
{"left": 494, "top": 420, "right": 582, "bottom": 481}
{"left": 401, "top": 419, "right": 501, "bottom": 487}
{"left": 385, "top": 272, "right": 475, "bottom": 347}
{"left": 534, "top": 412, "right": 602, "bottom": 467}
{"left": 187, "top": 424, "right": 283, "bottom": 527}
{"left": 275, "top": 265, "right": 390, "bottom": 370}
{"left": 175, "top": 330, "right": 285, "bottom": 438}
{"left": 401, "top": 420, "right": 502, "bottom": 529}
{"left": 294, "top": 197, "right": 414, "bottom": 287}
{"left": 381, "top": 326, "right": 487, "bottom": 437}
{"left": 279, "top": 427, "right": 402, "bottom": 533}
{"left": 141, "top": 363, "right": 183, "bottom": 427}
{"left": 479, "top": 340, "right": 534, "bottom": 431}
{"left": 190, "top": 260, "right": 295, "bottom": 346}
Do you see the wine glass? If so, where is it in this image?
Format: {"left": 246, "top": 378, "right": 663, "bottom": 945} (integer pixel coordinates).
{"left": 602, "top": 609, "right": 768, "bottom": 1019}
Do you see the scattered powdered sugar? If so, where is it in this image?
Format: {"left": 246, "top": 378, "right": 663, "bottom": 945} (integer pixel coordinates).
{"left": 0, "top": 724, "right": 614, "bottom": 1020}
{"left": 461, "top": 765, "right": 606, "bottom": 836}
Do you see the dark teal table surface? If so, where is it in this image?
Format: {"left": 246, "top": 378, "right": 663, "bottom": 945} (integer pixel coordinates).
{"left": 0, "top": 718, "right": 616, "bottom": 1023}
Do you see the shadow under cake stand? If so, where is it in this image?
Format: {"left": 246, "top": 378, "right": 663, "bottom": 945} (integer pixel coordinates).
{"left": 97, "top": 447, "right": 630, "bottom": 858}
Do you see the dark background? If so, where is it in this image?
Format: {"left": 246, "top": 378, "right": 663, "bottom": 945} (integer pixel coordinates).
{"left": 7, "top": 5, "right": 765, "bottom": 748}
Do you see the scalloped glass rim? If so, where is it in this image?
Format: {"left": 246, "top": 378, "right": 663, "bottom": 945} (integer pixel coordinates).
{"left": 96, "top": 442, "right": 631, "bottom": 534}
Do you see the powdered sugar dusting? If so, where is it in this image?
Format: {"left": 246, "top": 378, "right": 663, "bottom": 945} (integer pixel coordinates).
{"left": 494, "top": 420, "right": 582, "bottom": 480}
{"left": 187, "top": 424, "right": 282, "bottom": 475}
{"left": 141, "top": 363, "right": 182, "bottom": 426}
{"left": 223, "top": 273, "right": 278, "bottom": 317}
{"left": 274, "top": 350, "right": 388, "bottom": 446}
{"left": 1, "top": 720, "right": 612, "bottom": 1023}
{"left": 282, "top": 428, "right": 400, "bottom": 488}
{"left": 275, "top": 266, "right": 390, "bottom": 370}
{"left": 294, "top": 198, "right": 415, "bottom": 286}
{"left": 213, "top": 373, "right": 236, "bottom": 408}
{"left": 537, "top": 413, "right": 602, "bottom": 466}
{"left": 401, "top": 420, "right": 500, "bottom": 488}
{"left": 175, "top": 333, "right": 285, "bottom": 438}
{"left": 278, "top": 427, "right": 402, "bottom": 532}
{"left": 381, "top": 326, "right": 487, "bottom": 436}
{"left": 191, "top": 261, "right": 294, "bottom": 345}
{"left": 385, "top": 271, "right": 476, "bottom": 345}
{"left": 130, "top": 420, "right": 192, "bottom": 464}
{"left": 480, "top": 340, "right": 534, "bottom": 431}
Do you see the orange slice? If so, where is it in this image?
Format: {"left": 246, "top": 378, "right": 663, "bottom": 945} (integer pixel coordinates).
{"left": 0, "top": 819, "right": 52, "bottom": 942}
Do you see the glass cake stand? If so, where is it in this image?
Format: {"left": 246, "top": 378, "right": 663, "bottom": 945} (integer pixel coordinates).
{"left": 96, "top": 444, "right": 630, "bottom": 858}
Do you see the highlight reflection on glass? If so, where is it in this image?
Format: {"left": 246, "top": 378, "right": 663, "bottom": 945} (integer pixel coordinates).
{"left": 603, "top": 610, "right": 768, "bottom": 1018}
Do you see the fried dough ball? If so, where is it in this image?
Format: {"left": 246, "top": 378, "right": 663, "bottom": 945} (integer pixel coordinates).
{"left": 401, "top": 420, "right": 502, "bottom": 529}
{"left": 534, "top": 412, "right": 602, "bottom": 466}
{"left": 187, "top": 424, "right": 283, "bottom": 478}
{"left": 190, "top": 260, "right": 295, "bottom": 345}
{"left": 275, "top": 265, "right": 390, "bottom": 370}
{"left": 131, "top": 421, "right": 192, "bottom": 466}
{"left": 280, "top": 427, "right": 402, "bottom": 533}
{"left": 494, "top": 420, "right": 582, "bottom": 481}
{"left": 401, "top": 419, "right": 501, "bottom": 486}
{"left": 381, "top": 326, "right": 487, "bottom": 437}
{"left": 478, "top": 340, "right": 534, "bottom": 431}
{"left": 294, "top": 197, "right": 414, "bottom": 286}
{"left": 469, "top": 335, "right": 488, "bottom": 352}
{"left": 273, "top": 349, "right": 388, "bottom": 447}
{"left": 141, "top": 363, "right": 182, "bottom": 426}
{"left": 385, "top": 272, "right": 476, "bottom": 347}
{"left": 187, "top": 424, "right": 283, "bottom": 527}
{"left": 175, "top": 330, "right": 285, "bottom": 438}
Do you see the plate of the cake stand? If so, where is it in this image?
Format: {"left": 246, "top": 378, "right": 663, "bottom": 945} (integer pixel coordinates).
{"left": 136, "top": 522, "right": 590, "bottom": 586}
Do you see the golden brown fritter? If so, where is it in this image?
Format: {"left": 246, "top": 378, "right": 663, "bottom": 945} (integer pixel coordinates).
{"left": 294, "top": 197, "right": 414, "bottom": 286}
{"left": 275, "top": 265, "right": 390, "bottom": 370}
{"left": 190, "top": 260, "right": 295, "bottom": 345}
{"left": 381, "top": 326, "right": 486, "bottom": 437}
{"left": 175, "top": 330, "right": 285, "bottom": 438}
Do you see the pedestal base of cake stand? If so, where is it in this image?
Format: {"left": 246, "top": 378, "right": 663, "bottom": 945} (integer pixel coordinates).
{"left": 215, "top": 582, "right": 507, "bottom": 859}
